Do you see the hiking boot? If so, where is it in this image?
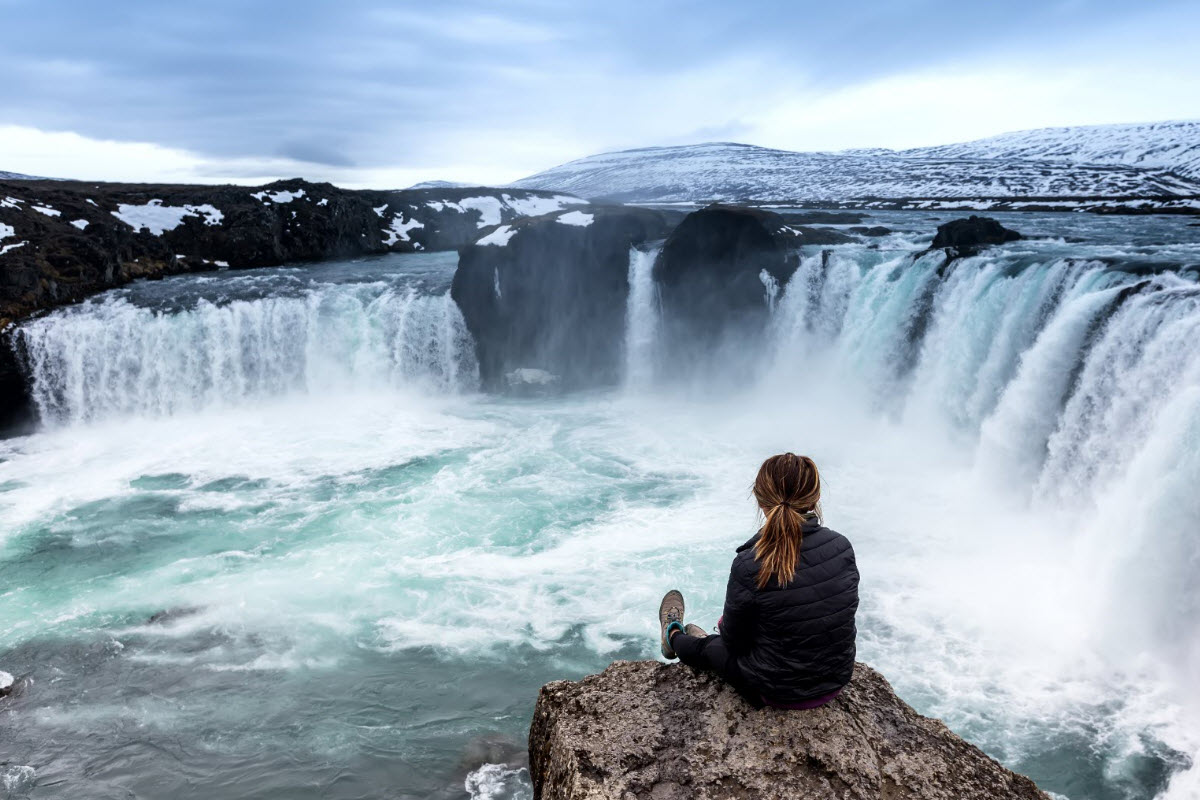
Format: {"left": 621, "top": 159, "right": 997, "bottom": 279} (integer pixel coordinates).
{"left": 684, "top": 623, "right": 707, "bottom": 638}
{"left": 659, "top": 590, "right": 685, "bottom": 659}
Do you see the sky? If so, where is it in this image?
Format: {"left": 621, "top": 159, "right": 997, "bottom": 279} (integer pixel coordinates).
{"left": 1, "top": 0, "right": 1198, "bottom": 188}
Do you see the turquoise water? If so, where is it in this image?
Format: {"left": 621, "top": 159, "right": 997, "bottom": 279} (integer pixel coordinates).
{"left": 3, "top": 213, "right": 1200, "bottom": 799}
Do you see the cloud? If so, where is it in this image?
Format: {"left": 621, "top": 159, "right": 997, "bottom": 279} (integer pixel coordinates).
{"left": 0, "top": 0, "right": 1196, "bottom": 184}
{"left": 0, "top": 125, "right": 520, "bottom": 188}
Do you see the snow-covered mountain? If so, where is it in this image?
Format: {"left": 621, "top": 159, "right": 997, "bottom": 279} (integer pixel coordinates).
{"left": 406, "top": 179, "right": 475, "bottom": 190}
{"left": 0, "top": 170, "right": 43, "bottom": 180}
{"left": 898, "top": 120, "right": 1200, "bottom": 181}
{"left": 513, "top": 121, "right": 1200, "bottom": 204}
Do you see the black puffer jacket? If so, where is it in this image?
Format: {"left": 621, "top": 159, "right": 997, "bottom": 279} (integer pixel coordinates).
{"left": 718, "top": 518, "right": 859, "bottom": 702}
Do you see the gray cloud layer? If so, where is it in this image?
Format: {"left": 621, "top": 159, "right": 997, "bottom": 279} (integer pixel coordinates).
{"left": 1, "top": 0, "right": 1196, "bottom": 182}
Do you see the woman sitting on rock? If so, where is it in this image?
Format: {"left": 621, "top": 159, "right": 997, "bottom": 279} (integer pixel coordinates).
{"left": 659, "top": 453, "right": 859, "bottom": 709}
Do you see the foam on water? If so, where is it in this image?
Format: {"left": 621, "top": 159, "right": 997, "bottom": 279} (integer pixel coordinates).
{"left": 3, "top": 218, "right": 1200, "bottom": 798}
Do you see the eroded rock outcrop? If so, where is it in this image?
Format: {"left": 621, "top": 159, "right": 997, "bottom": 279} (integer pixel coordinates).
{"left": 451, "top": 206, "right": 672, "bottom": 389}
{"left": 0, "top": 178, "right": 585, "bottom": 327}
{"left": 529, "top": 660, "right": 1047, "bottom": 800}
{"left": 652, "top": 205, "right": 799, "bottom": 375}
{"left": 931, "top": 215, "right": 1022, "bottom": 254}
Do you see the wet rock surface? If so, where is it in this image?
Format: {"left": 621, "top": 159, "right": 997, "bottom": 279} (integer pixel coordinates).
{"left": 451, "top": 205, "right": 671, "bottom": 389}
{"left": 931, "top": 215, "right": 1022, "bottom": 254}
{"left": 0, "top": 178, "right": 584, "bottom": 326}
{"left": 652, "top": 205, "right": 799, "bottom": 374}
{"left": 529, "top": 660, "right": 1047, "bottom": 800}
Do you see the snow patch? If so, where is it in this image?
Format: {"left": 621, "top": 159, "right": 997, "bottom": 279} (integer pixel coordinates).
{"left": 112, "top": 200, "right": 224, "bottom": 235}
{"left": 556, "top": 210, "right": 594, "bottom": 227}
{"left": 502, "top": 192, "right": 585, "bottom": 217}
{"left": 32, "top": 204, "right": 60, "bottom": 217}
{"left": 317, "top": 198, "right": 328, "bottom": 207}
{"left": 383, "top": 214, "right": 424, "bottom": 246}
{"left": 477, "top": 225, "right": 516, "bottom": 246}
{"left": 70, "top": 219, "right": 89, "bottom": 230}
{"left": 373, "top": 204, "right": 389, "bottom": 217}
{"left": 251, "top": 188, "right": 305, "bottom": 203}
{"left": 460, "top": 196, "right": 504, "bottom": 227}
{"left": 0, "top": 197, "right": 22, "bottom": 209}
{"left": 0, "top": 225, "right": 24, "bottom": 255}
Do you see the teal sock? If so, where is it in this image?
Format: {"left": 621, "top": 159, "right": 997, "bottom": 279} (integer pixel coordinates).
{"left": 665, "top": 621, "right": 685, "bottom": 640}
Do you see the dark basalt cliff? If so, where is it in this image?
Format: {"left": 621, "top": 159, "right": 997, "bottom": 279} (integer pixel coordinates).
{"left": 0, "top": 179, "right": 584, "bottom": 431}
{"left": 652, "top": 205, "right": 800, "bottom": 376}
{"left": 452, "top": 206, "right": 674, "bottom": 389}
{"left": 931, "top": 215, "right": 1022, "bottom": 255}
{"left": 0, "top": 178, "right": 584, "bottom": 326}
{"left": 529, "top": 660, "right": 1048, "bottom": 800}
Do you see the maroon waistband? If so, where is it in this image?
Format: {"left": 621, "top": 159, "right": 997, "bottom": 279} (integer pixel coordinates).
{"left": 762, "top": 686, "right": 843, "bottom": 710}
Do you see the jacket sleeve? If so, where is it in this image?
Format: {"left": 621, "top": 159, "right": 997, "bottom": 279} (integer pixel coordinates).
{"left": 718, "top": 561, "right": 757, "bottom": 655}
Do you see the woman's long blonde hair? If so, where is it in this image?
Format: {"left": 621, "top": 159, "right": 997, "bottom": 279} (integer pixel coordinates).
{"left": 752, "top": 453, "right": 821, "bottom": 589}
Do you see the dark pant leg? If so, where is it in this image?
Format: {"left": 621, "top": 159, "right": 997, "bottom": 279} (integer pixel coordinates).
{"left": 671, "top": 633, "right": 763, "bottom": 708}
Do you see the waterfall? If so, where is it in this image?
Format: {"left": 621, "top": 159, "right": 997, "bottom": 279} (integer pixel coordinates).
{"left": 765, "top": 244, "right": 1200, "bottom": 681}
{"left": 16, "top": 285, "right": 478, "bottom": 424}
{"left": 624, "top": 245, "right": 661, "bottom": 389}
{"left": 768, "top": 248, "right": 1200, "bottom": 491}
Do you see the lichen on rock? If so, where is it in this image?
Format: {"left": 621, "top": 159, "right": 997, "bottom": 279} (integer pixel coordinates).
{"left": 528, "top": 660, "right": 1047, "bottom": 800}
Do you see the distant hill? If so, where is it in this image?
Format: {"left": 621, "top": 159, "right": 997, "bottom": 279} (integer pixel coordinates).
{"left": 512, "top": 121, "right": 1200, "bottom": 204}
{"left": 406, "top": 180, "right": 475, "bottom": 190}
{"left": 897, "top": 120, "right": 1200, "bottom": 181}
{"left": 0, "top": 170, "right": 49, "bottom": 181}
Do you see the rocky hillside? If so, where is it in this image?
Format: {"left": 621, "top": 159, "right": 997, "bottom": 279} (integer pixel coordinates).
{"left": 529, "top": 660, "right": 1048, "bottom": 800}
{"left": 513, "top": 121, "right": 1200, "bottom": 207}
{"left": 0, "top": 178, "right": 584, "bottom": 432}
{"left": 901, "top": 119, "right": 1200, "bottom": 181}
{"left": 0, "top": 178, "right": 583, "bottom": 326}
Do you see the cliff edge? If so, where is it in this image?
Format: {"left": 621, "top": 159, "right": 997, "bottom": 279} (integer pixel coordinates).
{"left": 529, "top": 660, "right": 1047, "bottom": 800}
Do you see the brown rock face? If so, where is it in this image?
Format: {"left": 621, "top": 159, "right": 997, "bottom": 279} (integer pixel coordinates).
{"left": 528, "top": 660, "right": 1047, "bottom": 800}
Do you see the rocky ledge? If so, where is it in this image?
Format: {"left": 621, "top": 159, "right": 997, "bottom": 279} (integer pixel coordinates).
{"left": 529, "top": 660, "right": 1047, "bottom": 800}
{"left": 0, "top": 177, "right": 585, "bottom": 326}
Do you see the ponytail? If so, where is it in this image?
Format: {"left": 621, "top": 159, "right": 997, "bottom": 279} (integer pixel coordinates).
{"left": 752, "top": 453, "right": 821, "bottom": 589}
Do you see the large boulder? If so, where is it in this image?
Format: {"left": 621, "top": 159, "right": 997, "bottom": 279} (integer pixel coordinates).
{"left": 652, "top": 205, "right": 799, "bottom": 368}
{"left": 529, "top": 660, "right": 1048, "bottom": 800}
{"left": 451, "top": 206, "right": 671, "bottom": 389}
{"left": 931, "top": 215, "right": 1022, "bottom": 254}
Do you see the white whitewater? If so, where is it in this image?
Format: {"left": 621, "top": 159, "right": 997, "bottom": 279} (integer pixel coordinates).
{"left": 623, "top": 245, "right": 661, "bottom": 390}
{"left": 17, "top": 286, "right": 477, "bottom": 424}
{"left": 768, "top": 249, "right": 1200, "bottom": 689}
{"left": 7, "top": 227, "right": 1200, "bottom": 799}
